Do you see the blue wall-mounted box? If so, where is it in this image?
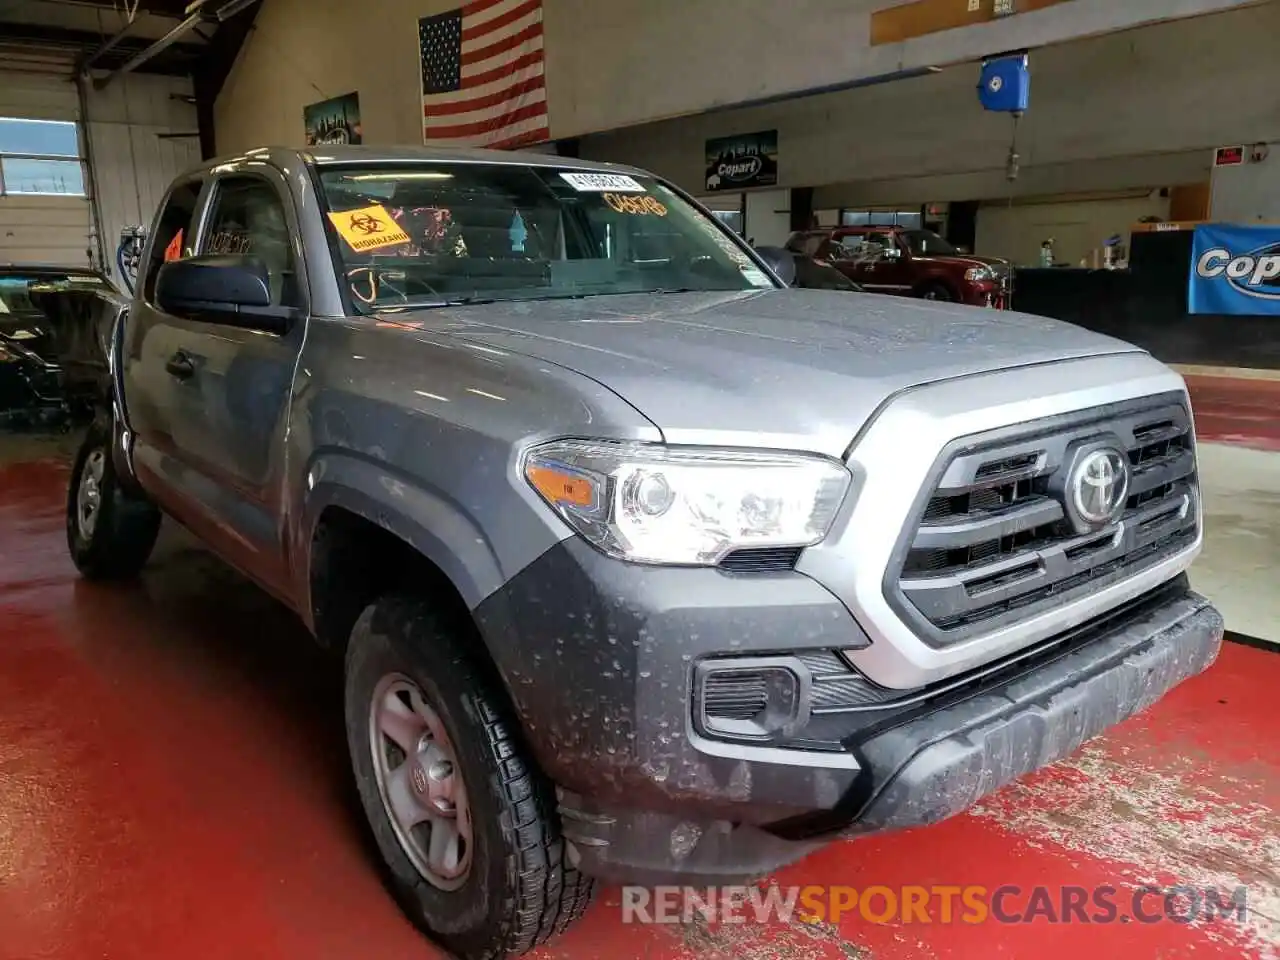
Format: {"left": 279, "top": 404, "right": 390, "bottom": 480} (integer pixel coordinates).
{"left": 978, "top": 54, "right": 1030, "bottom": 113}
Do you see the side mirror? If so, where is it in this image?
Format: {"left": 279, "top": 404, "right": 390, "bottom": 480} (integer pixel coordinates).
{"left": 154, "top": 255, "right": 297, "bottom": 333}
{"left": 752, "top": 246, "right": 796, "bottom": 285}
{"left": 882, "top": 247, "right": 903, "bottom": 260}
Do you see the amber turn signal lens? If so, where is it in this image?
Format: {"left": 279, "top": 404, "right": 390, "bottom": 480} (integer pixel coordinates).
{"left": 525, "top": 463, "right": 596, "bottom": 508}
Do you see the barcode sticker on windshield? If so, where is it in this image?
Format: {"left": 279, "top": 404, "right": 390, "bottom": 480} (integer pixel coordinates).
{"left": 559, "top": 172, "right": 645, "bottom": 193}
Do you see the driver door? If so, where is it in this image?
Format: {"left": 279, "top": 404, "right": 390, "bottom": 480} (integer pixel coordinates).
{"left": 137, "top": 167, "right": 309, "bottom": 599}
{"left": 836, "top": 230, "right": 911, "bottom": 294}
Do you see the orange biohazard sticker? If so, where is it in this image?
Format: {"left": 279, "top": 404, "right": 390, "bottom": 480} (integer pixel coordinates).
{"left": 327, "top": 204, "right": 412, "bottom": 253}
{"left": 163, "top": 229, "right": 183, "bottom": 262}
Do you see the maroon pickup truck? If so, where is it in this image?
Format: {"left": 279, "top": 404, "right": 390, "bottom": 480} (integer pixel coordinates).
{"left": 785, "top": 226, "right": 1012, "bottom": 308}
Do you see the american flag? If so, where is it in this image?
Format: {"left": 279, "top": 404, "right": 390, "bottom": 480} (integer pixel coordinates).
{"left": 419, "top": 0, "right": 549, "bottom": 149}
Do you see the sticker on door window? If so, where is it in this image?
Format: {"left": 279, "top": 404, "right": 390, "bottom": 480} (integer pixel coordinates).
{"left": 207, "top": 229, "right": 252, "bottom": 255}
{"left": 327, "top": 204, "right": 412, "bottom": 252}
{"left": 163, "top": 229, "right": 184, "bottom": 262}
{"left": 559, "top": 172, "right": 645, "bottom": 193}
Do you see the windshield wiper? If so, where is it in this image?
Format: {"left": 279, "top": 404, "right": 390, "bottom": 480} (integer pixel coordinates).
{"left": 386, "top": 296, "right": 508, "bottom": 309}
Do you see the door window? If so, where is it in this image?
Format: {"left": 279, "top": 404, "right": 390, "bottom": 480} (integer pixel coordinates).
{"left": 840, "top": 232, "right": 894, "bottom": 260}
{"left": 199, "top": 176, "right": 299, "bottom": 306}
{"left": 142, "top": 179, "right": 202, "bottom": 302}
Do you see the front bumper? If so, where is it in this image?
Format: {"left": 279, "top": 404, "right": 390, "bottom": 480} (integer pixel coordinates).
{"left": 475, "top": 539, "right": 1223, "bottom": 884}
{"left": 964, "top": 279, "right": 1010, "bottom": 308}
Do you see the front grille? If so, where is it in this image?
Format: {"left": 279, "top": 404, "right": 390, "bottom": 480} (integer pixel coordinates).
{"left": 889, "top": 394, "right": 1198, "bottom": 645}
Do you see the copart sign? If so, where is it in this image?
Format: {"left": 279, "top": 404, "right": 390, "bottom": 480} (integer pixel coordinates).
{"left": 1189, "top": 224, "right": 1280, "bottom": 315}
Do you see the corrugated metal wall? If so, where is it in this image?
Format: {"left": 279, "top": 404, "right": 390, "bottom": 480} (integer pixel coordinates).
{"left": 0, "top": 68, "right": 200, "bottom": 278}
{"left": 84, "top": 74, "right": 201, "bottom": 287}
{"left": 0, "top": 70, "right": 92, "bottom": 265}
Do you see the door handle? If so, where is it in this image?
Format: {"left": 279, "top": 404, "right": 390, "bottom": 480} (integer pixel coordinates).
{"left": 165, "top": 351, "right": 195, "bottom": 380}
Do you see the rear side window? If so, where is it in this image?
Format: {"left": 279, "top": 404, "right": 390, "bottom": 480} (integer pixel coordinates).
{"left": 143, "top": 180, "right": 201, "bottom": 302}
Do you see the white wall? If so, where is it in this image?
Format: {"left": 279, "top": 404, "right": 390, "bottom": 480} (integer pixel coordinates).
{"left": 744, "top": 190, "right": 791, "bottom": 247}
{"left": 975, "top": 193, "right": 1171, "bottom": 265}
{"left": 1209, "top": 143, "right": 1280, "bottom": 223}
{"left": 83, "top": 74, "right": 201, "bottom": 286}
{"left": 579, "top": 3, "right": 1280, "bottom": 201}
{"left": 0, "top": 71, "right": 91, "bottom": 265}
{"left": 214, "top": 0, "right": 1261, "bottom": 153}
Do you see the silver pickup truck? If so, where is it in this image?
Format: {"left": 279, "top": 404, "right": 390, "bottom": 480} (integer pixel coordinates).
{"left": 69, "top": 146, "right": 1223, "bottom": 959}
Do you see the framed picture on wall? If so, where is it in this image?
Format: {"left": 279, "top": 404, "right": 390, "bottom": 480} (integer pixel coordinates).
{"left": 304, "top": 92, "right": 363, "bottom": 146}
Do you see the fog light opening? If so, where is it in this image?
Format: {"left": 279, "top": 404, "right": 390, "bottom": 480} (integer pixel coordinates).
{"left": 695, "top": 658, "right": 811, "bottom": 743}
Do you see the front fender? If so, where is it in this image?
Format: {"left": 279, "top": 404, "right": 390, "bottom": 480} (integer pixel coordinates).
{"left": 297, "top": 450, "right": 508, "bottom": 616}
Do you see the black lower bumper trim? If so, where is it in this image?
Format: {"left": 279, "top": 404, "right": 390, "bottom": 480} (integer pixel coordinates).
{"left": 774, "top": 582, "right": 1222, "bottom": 841}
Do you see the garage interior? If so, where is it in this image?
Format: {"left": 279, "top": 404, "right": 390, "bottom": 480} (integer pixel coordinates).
{"left": 1, "top": 1, "right": 1278, "bottom": 959}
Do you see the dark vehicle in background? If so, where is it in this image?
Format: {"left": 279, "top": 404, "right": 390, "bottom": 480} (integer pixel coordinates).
{"left": 0, "top": 265, "right": 123, "bottom": 427}
{"left": 753, "top": 245, "right": 864, "bottom": 291}
{"left": 786, "top": 226, "right": 1012, "bottom": 307}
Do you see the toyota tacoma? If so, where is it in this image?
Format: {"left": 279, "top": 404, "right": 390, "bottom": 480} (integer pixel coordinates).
{"left": 69, "top": 146, "right": 1222, "bottom": 959}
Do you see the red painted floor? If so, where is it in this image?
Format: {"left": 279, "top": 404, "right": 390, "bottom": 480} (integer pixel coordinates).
{"left": 1, "top": 452, "right": 1277, "bottom": 960}
{"left": 1186, "top": 373, "right": 1280, "bottom": 452}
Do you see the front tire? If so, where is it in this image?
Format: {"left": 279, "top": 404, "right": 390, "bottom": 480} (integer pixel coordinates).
{"left": 918, "top": 281, "right": 955, "bottom": 302}
{"left": 344, "top": 595, "right": 595, "bottom": 960}
{"left": 66, "top": 417, "right": 161, "bottom": 579}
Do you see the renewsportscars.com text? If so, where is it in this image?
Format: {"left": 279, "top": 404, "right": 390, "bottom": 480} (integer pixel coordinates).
{"left": 621, "top": 884, "right": 1250, "bottom": 926}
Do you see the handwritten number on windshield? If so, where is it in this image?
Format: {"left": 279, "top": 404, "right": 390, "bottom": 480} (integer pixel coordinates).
{"left": 603, "top": 193, "right": 668, "bottom": 217}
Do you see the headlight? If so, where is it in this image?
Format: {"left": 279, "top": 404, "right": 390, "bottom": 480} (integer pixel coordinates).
{"left": 523, "top": 440, "right": 851, "bottom": 565}
{"left": 965, "top": 266, "right": 995, "bottom": 282}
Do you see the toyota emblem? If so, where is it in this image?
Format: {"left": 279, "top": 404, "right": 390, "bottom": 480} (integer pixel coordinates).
{"left": 1070, "top": 448, "right": 1130, "bottom": 526}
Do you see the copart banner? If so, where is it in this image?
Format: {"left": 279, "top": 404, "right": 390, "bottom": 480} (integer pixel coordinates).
{"left": 1189, "top": 224, "right": 1280, "bottom": 315}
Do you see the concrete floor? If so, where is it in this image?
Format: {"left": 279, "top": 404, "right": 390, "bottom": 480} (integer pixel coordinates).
{"left": 1183, "top": 370, "right": 1280, "bottom": 647}
{"left": 1194, "top": 443, "right": 1280, "bottom": 644}
{"left": 0, "top": 375, "right": 1276, "bottom": 960}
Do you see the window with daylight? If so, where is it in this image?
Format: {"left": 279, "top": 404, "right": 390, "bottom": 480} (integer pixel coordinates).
{"left": 0, "top": 118, "right": 86, "bottom": 197}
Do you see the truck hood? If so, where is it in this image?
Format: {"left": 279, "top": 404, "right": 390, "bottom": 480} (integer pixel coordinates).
{"left": 401, "top": 289, "right": 1141, "bottom": 454}
{"left": 914, "top": 254, "right": 1009, "bottom": 271}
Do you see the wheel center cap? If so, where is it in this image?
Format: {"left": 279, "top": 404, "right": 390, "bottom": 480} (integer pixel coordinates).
{"left": 411, "top": 765, "right": 429, "bottom": 795}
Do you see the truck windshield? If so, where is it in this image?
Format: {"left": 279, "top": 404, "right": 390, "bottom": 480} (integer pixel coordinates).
{"left": 900, "top": 229, "right": 959, "bottom": 257}
{"left": 315, "top": 164, "right": 776, "bottom": 309}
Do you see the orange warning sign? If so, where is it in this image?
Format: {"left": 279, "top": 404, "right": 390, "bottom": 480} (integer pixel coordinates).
{"left": 326, "top": 204, "right": 411, "bottom": 253}
{"left": 163, "top": 229, "right": 184, "bottom": 262}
